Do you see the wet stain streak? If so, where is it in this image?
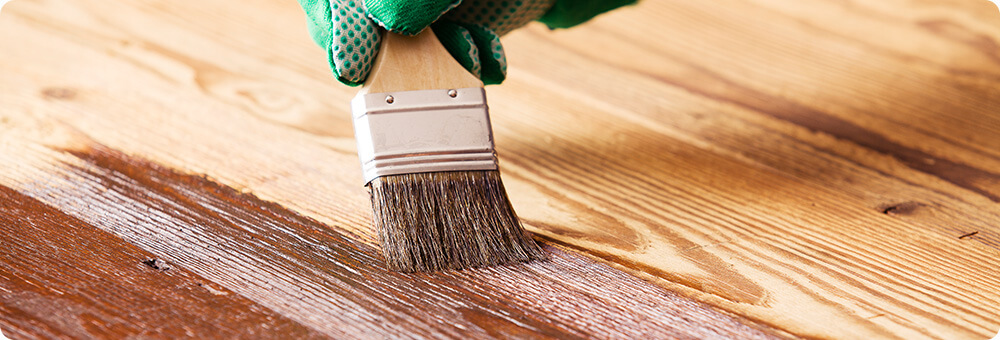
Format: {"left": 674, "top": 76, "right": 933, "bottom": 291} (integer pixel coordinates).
{"left": 0, "top": 185, "right": 323, "bottom": 339}
{"left": 0, "top": 146, "right": 787, "bottom": 339}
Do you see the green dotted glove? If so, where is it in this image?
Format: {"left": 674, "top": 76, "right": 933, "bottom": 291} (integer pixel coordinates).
{"left": 297, "top": 0, "right": 636, "bottom": 86}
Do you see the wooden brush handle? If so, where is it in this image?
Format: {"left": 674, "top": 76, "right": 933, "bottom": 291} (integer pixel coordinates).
{"left": 360, "top": 29, "right": 484, "bottom": 94}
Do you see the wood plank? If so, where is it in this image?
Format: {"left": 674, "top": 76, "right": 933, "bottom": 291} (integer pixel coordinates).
{"left": 0, "top": 185, "right": 325, "bottom": 339}
{"left": 1, "top": 0, "right": 998, "bottom": 338}
{"left": 490, "top": 2, "right": 1000, "bottom": 337}
{"left": 0, "top": 145, "right": 782, "bottom": 339}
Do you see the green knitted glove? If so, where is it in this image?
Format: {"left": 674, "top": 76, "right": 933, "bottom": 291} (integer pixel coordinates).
{"left": 297, "top": 0, "right": 636, "bottom": 86}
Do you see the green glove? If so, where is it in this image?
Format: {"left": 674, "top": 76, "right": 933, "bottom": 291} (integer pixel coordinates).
{"left": 297, "top": 0, "right": 636, "bottom": 86}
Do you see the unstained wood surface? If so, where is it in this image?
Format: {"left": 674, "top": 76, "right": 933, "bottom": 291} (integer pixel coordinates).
{"left": 1, "top": 0, "right": 998, "bottom": 339}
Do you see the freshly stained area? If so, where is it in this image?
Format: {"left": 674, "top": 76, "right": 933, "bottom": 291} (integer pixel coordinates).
{"left": 1, "top": 0, "right": 998, "bottom": 338}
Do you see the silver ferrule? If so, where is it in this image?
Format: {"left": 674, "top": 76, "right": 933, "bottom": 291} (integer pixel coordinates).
{"left": 351, "top": 87, "right": 498, "bottom": 184}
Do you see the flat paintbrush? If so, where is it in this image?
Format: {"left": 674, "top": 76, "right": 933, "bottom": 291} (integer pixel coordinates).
{"left": 351, "top": 28, "right": 546, "bottom": 272}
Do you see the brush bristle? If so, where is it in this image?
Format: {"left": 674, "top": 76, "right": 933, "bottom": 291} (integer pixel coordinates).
{"left": 368, "top": 170, "right": 546, "bottom": 272}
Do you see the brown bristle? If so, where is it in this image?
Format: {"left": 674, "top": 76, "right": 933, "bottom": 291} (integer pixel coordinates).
{"left": 367, "top": 170, "right": 547, "bottom": 272}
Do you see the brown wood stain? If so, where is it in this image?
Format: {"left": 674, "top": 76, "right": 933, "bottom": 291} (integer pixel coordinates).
{"left": 0, "top": 185, "right": 324, "bottom": 339}
{"left": 4, "top": 0, "right": 999, "bottom": 337}
{"left": 0, "top": 146, "right": 784, "bottom": 338}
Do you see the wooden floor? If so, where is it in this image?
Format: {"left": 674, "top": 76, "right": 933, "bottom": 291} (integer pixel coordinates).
{"left": 2, "top": 0, "right": 999, "bottom": 338}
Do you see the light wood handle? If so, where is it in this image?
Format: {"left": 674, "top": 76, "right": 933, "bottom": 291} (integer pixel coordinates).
{"left": 359, "top": 28, "right": 484, "bottom": 94}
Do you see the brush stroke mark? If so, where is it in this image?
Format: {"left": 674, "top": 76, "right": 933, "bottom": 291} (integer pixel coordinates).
{"left": 1, "top": 145, "right": 784, "bottom": 339}
{"left": 0, "top": 185, "right": 324, "bottom": 339}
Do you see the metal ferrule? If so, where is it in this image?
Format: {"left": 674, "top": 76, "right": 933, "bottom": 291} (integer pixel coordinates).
{"left": 351, "top": 87, "right": 498, "bottom": 184}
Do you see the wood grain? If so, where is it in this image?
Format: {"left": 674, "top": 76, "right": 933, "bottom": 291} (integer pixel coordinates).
{"left": 363, "top": 29, "right": 483, "bottom": 94}
{"left": 0, "top": 145, "right": 782, "bottom": 339}
{"left": 1, "top": 0, "right": 998, "bottom": 338}
{"left": 0, "top": 185, "right": 325, "bottom": 339}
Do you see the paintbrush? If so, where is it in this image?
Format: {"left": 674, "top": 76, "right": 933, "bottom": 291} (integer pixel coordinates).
{"left": 351, "top": 28, "right": 546, "bottom": 272}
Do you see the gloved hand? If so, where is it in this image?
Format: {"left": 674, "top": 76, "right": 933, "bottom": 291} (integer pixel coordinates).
{"left": 297, "top": 0, "right": 636, "bottom": 86}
